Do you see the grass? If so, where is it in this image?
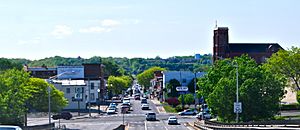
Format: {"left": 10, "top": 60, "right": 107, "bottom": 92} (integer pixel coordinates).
{"left": 162, "top": 103, "right": 177, "bottom": 113}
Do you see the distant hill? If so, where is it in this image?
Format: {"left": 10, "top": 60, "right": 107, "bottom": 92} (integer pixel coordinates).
{"left": 6, "top": 54, "right": 212, "bottom": 75}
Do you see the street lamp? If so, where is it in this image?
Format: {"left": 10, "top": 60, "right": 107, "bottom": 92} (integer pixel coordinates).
{"left": 46, "top": 71, "right": 75, "bottom": 125}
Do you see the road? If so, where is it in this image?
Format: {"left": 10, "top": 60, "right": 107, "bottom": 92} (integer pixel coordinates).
{"left": 27, "top": 97, "right": 197, "bottom": 130}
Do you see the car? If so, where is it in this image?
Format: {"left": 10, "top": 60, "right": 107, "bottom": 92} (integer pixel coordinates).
{"left": 122, "top": 102, "right": 131, "bottom": 110}
{"left": 109, "top": 103, "right": 118, "bottom": 108}
{"left": 196, "top": 112, "right": 211, "bottom": 120}
{"left": 123, "top": 98, "right": 131, "bottom": 105}
{"left": 178, "top": 109, "right": 198, "bottom": 116}
{"left": 107, "top": 107, "right": 116, "bottom": 114}
{"left": 134, "top": 95, "right": 141, "bottom": 100}
{"left": 0, "top": 125, "right": 22, "bottom": 130}
{"left": 168, "top": 116, "right": 178, "bottom": 125}
{"left": 145, "top": 112, "right": 156, "bottom": 121}
{"left": 52, "top": 111, "right": 72, "bottom": 120}
{"left": 141, "top": 98, "right": 147, "bottom": 104}
{"left": 141, "top": 104, "right": 149, "bottom": 110}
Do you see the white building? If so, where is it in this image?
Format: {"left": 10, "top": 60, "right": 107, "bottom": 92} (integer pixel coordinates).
{"left": 52, "top": 79, "right": 102, "bottom": 110}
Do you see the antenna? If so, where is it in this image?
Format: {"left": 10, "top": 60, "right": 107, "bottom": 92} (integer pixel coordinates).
{"left": 215, "top": 20, "right": 218, "bottom": 28}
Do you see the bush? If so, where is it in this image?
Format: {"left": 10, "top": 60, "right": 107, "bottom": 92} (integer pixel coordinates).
{"left": 280, "top": 103, "right": 300, "bottom": 110}
{"left": 163, "top": 104, "right": 177, "bottom": 113}
{"left": 165, "top": 97, "right": 180, "bottom": 107}
{"left": 175, "top": 105, "right": 184, "bottom": 112}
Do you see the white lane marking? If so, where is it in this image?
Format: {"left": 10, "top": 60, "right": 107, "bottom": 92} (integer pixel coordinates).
{"left": 144, "top": 121, "right": 147, "bottom": 130}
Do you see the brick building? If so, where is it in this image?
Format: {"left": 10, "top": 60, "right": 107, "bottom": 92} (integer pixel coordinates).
{"left": 213, "top": 27, "right": 283, "bottom": 63}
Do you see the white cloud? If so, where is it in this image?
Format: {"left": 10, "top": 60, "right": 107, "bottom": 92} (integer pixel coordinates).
{"left": 50, "top": 25, "right": 72, "bottom": 39}
{"left": 17, "top": 37, "right": 41, "bottom": 45}
{"left": 100, "top": 19, "right": 121, "bottom": 27}
{"left": 79, "top": 27, "right": 112, "bottom": 33}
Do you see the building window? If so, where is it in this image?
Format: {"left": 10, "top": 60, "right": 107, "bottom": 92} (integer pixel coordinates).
{"left": 66, "top": 88, "right": 70, "bottom": 94}
{"left": 91, "top": 83, "right": 94, "bottom": 90}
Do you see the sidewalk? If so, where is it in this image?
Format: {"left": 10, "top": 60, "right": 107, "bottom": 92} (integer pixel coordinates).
{"left": 150, "top": 98, "right": 166, "bottom": 113}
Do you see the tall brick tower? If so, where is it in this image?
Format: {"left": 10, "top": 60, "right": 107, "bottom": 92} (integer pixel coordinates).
{"left": 213, "top": 27, "right": 229, "bottom": 63}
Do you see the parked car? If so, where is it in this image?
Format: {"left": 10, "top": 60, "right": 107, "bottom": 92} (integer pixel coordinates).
{"left": 107, "top": 107, "right": 116, "bottom": 114}
{"left": 145, "top": 112, "right": 156, "bottom": 121}
{"left": 141, "top": 103, "right": 149, "bottom": 110}
{"left": 52, "top": 111, "right": 72, "bottom": 120}
{"left": 178, "top": 109, "right": 197, "bottom": 116}
{"left": 196, "top": 112, "right": 211, "bottom": 120}
{"left": 168, "top": 116, "right": 178, "bottom": 125}
{"left": 0, "top": 125, "right": 22, "bottom": 130}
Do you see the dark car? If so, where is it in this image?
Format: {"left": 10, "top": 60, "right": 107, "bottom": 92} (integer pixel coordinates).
{"left": 134, "top": 95, "right": 140, "bottom": 100}
{"left": 52, "top": 111, "right": 72, "bottom": 120}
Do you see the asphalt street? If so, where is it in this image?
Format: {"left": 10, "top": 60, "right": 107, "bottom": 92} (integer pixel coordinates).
{"left": 27, "top": 97, "right": 197, "bottom": 130}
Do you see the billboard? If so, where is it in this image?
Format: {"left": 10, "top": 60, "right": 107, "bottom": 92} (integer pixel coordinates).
{"left": 57, "top": 66, "right": 84, "bottom": 79}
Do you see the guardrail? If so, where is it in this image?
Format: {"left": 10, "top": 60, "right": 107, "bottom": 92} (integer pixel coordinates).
{"left": 194, "top": 120, "right": 300, "bottom": 129}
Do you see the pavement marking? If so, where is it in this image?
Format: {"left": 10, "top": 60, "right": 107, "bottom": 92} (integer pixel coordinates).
{"left": 144, "top": 121, "right": 147, "bottom": 130}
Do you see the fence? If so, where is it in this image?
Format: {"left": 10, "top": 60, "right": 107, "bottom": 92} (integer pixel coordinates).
{"left": 194, "top": 120, "right": 300, "bottom": 129}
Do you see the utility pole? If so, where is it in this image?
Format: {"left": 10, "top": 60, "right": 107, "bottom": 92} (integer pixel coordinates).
{"left": 88, "top": 79, "right": 91, "bottom": 117}
{"left": 194, "top": 72, "right": 197, "bottom": 109}
{"left": 236, "top": 64, "right": 239, "bottom": 123}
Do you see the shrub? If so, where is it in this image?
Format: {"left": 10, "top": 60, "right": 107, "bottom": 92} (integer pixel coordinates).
{"left": 163, "top": 104, "right": 177, "bottom": 113}
{"left": 165, "top": 97, "right": 180, "bottom": 107}
{"left": 175, "top": 105, "right": 184, "bottom": 112}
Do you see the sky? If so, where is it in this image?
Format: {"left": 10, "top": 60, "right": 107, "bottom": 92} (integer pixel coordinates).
{"left": 0, "top": 0, "right": 299, "bottom": 60}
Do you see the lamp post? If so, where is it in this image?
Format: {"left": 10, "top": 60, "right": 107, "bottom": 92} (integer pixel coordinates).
{"left": 235, "top": 63, "right": 239, "bottom": 123}
{"left": 46, "top": 71, "right": 75, "bottom": 125}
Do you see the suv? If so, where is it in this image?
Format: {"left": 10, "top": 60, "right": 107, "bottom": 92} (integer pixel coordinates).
{"left": 52, "top": 111, "right": 72, "bottom": 120}
{"left": 145, "top": 112, "right": 156, "bottom": 121}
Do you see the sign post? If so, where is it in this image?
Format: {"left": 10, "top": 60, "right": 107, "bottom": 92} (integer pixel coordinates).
{"left": 234, "top": 102, "right": 242, "bottom": 114}
{"left": 176, "top": 86, "right": 188, "bottom": 109}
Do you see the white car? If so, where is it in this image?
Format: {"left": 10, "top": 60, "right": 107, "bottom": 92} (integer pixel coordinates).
{"left": 0, "top": 125, "right": 22, "bottom": 130}
{"left": 107, "top": 107, "right": 116, "bottom": 114}
{"left": 196, "top": 112, "right": 211, "bottom": 120}
{"left": 141, "top": 104, "right": 149, "bottom": 110}
{"left": 168, "top": 116, "right": 178, "bottom": 125}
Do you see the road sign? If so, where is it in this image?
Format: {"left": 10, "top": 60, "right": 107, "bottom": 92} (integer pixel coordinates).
{"left": 234, "top": 102, "right": 242, "bottom": 113}
{"left": 176, "top": 86, "right": 188, "bottom": 92}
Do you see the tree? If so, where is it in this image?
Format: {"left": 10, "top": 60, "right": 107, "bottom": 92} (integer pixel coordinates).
{"left": 178, "top": 94, "right": 194, "bottom": 106}
{"left": 137, "top": 67, "right": 165, "bottom": 90}
{"left": 0, "top": 58, "right": 22, "bottom": 72}
{"left": 26, "top": 78, "right": 68, "bottom": 112}
{"left": 107, "top": 76, "right": 129, "bottom": 96}
{"left": 197, "top": 55, "right": 285, "bottom": 122}
{"left": 264, "top": 47, "right": 300, "bottom": 90}
{"left": 0, "top": 69, "right": 31, "bottom": 125}
{"left": 0, "top": 69, "right": 68, "bottom": 125}
{"left": 166, "top": 79, "right": 181, "bottom": 97}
